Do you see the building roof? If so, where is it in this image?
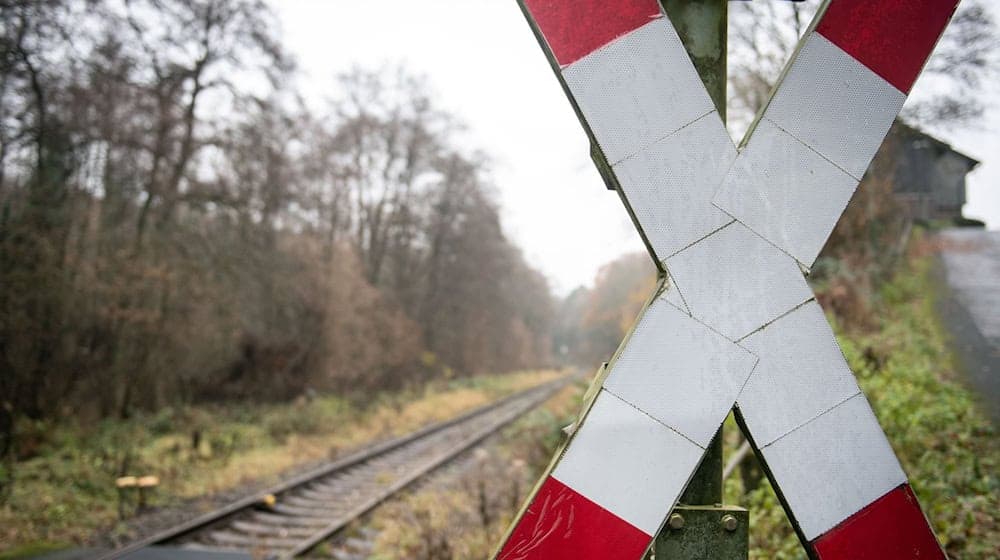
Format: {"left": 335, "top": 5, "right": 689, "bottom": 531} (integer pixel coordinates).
{"left": 894, "top": 121, "right": 981, "bottom": 170}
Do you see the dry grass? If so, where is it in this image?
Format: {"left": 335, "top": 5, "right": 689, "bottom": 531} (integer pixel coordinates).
{"left": 0, "top": 369, "right": 565, "bottom": 556}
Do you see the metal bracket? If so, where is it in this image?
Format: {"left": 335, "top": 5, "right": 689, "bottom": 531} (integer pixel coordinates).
{"left": 648, "top": 505, "right": 749, "bottom": 559}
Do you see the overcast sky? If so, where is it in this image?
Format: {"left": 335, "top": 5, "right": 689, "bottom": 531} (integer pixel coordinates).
{"left": 269, "top": 0, "right": 999, "bottom": 296}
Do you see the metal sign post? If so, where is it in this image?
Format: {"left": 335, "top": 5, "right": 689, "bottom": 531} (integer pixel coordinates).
{"left": 495, "top": 1, "right": 959, "bottom": 559}
{"left": 647, "top": 3, "right": 748, "bottom": 558}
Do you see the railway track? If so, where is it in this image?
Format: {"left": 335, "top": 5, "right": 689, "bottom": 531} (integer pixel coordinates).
{"left": 101, "top": 377, "right": 570, "bottom": 559}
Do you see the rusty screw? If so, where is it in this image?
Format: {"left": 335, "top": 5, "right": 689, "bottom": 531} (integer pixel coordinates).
{"left": 721, "top": 514, "right": 738, "bottom": 532}
{"left": 668, "top": 513, "right": 685, "bottom": 530}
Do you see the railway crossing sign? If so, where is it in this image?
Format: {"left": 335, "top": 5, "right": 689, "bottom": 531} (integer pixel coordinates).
{"left": 494, "top": 1, "right": 959, "bottom": 558}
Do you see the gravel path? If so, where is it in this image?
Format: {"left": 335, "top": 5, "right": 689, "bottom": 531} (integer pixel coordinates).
{"left": 935, "top": 228, "right": 1000, "bottom": 424}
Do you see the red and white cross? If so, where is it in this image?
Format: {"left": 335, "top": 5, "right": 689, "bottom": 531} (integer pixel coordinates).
{"left": 494, "top": 1, "right": 958, "bottom": 559}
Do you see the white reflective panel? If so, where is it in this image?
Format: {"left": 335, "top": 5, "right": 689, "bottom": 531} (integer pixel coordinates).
{"left": 765, "top": 33, "right": 906, "bottom": 180}
{"left": 603, "top": 299, "right": 757, "bottom": 447}
{"left": 736, "top": 301, "right": 862, "bottom": 447}
{"left": 712, "top": 119, "right": 860, "bottom": 267}
{"left": 663, "top": 271, "right": 689, "bottom": 314}
{"left": 562, "top": 18, "right": 715, "bottom": 165}
{"left": 664, "top": 223, "right": 813, "bottom": 341}
{"left": 613, "top": 113, "right": 736, "bottom": 262}
{"left": 760, "top": 393, "right": 906, "bottom": 540}
{"left": 552, "top": 390, "right": 704, "bottom": 536}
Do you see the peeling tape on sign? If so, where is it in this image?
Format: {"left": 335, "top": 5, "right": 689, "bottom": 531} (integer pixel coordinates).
{"left": 496, "top": 476, "right": 650, "bottom": 560}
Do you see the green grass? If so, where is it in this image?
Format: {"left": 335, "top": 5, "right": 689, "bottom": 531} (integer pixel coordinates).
{"left": 0, "top": 542, "right": 72, "bottom": 560}
{"left": 726, "top": 257, "right": 999, "bottom": 559}
{"left": 0, "top": 369, "right": 564, "bottom": 553}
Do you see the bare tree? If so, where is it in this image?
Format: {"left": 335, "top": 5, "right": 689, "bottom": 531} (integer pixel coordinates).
{"left": 326, "top": 67, "right": 450, "bottom": 286}
{"left": 87, "top": 0, "right": 293, "bottom": 250}
{"left": 728, "top": 0, "right": 997, "bottom": 132}
{"left": 0, "top": 2, "right": 558, "bottom": 506}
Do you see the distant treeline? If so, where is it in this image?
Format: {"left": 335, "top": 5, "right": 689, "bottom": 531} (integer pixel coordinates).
{"left": 0, "top": 0, "right": 554, "bottom": 442}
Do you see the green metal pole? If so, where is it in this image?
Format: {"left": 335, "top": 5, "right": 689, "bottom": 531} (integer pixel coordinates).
{"left": 648, "top": 2, "right": 749, "bottom": 558}
{"left": 661, "top": 0, "right": 728, "bottom": 122}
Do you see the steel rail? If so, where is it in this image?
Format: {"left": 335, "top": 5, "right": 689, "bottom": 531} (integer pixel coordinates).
{"left": 100, "top": 376, "right": 571, "bottom": 559}
{"left": 283, "top": 379, "right": 564, "bottom": 557}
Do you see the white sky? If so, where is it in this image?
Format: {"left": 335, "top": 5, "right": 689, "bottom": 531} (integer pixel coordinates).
{"left": 270, "top": 0, "right": 999, "bottom": 296}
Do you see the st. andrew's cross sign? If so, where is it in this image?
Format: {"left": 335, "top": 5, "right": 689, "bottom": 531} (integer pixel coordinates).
{"left": 493, "top": 1, "right": 958, "bottom": 559}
